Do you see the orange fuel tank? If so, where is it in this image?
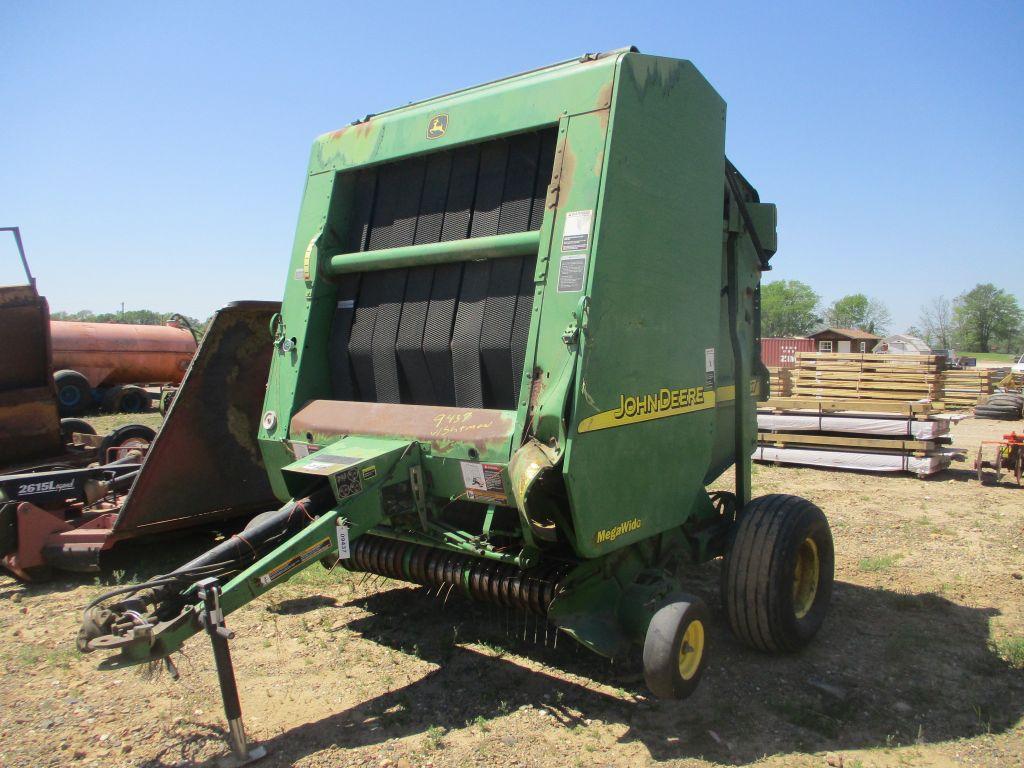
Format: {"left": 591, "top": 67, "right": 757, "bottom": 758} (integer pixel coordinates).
{"left": 49, "top": 321, "right": 197, "bottom": 388}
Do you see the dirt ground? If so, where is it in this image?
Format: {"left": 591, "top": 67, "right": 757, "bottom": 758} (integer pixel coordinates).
{"left": 1, "top": 416, "right": 1022, "bottom": 768}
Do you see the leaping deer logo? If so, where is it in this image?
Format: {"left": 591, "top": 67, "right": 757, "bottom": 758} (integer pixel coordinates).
{"left": 427, "top": 114, "right": 448, "bottom": 139}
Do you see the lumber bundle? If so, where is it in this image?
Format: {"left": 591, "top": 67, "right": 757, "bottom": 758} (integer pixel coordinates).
{"left": 938, "top": 369, "right": 995, "bottom": 408}
{"left": 767, "top": 366, "right": 792, "bottom": 398}
{"left": 789, "top": 352, "right": 941, "bottom": 403}
{"left": 754, "top": 400, "right": 961, "bottom": 478}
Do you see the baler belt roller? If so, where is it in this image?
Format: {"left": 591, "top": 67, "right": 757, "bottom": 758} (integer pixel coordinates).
{"left": 343, "top": 534, "right": 565, "bottom": 616}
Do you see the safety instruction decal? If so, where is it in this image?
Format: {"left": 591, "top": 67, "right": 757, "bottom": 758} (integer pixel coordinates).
{"left": 561, "top": 209, "right": 593, "bottom": 252}
{"left": 257, "top": 537, "right": 332, "bottom": 587}
{"left": 557, "top": 255, "right": 587, "bottom": 293}
{"left": 705, "top": 347, "right": 716, "bottom": 389}
{"left": 332, "top": 466, "right": 363, "bottom": 500}
{"left": 460, "top": 461, "right": 508, "bottom": 503}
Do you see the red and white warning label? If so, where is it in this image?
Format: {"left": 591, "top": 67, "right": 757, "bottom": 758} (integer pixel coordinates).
{"left": 460, "top": 461, "right": 508, "bottom": 504}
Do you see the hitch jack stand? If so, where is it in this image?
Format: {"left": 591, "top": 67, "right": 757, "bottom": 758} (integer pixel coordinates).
{"left": 196, "top": 578, "right": 267, "bottom": 767}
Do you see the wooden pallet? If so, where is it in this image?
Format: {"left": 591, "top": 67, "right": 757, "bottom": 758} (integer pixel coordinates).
{"left": 757, "top": 431, "right": 940, "bottom": 453}
{"left": 762, "top": 397, "right": 940, "bottom": 416}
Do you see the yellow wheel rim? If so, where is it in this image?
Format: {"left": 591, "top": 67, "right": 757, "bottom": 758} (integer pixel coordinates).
{"left": 677, "top": 619, "right": 705, "bottom": 681}
{"left": 792, "top": 537, "right": 820, "bottom": 619}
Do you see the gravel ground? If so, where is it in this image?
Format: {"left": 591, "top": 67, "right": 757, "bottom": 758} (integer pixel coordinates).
{"left": 1, "top": 415, "right": 1022, "bottom": 768}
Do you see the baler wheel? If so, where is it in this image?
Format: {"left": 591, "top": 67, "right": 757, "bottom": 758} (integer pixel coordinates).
{"left": 642, "top": 595, "right": 709, "bottom": 700}
{"left": 722, "top": 494, "right": 834, "bottom": 653}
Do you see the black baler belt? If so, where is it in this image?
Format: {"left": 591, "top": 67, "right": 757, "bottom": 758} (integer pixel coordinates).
{"left": 396, "top": 265, "right": 436, "bottom": 404}
{"left": 499, "top": 132, "right": 541, "bottom": 235}
{"left": 348, "top": 271, "right": 384, "bottom": 401}
{"left": 368, "top": 159, "right": 425, "bottom": 251}
{"left": 479, "top": 256, "right": 524, "bottom": 408}
{"left": 422, "top": 262, "right": 463, "bottom": 406}
{"left": 440, "top": 145, "right": 480, "bottom": 242}
{"left": 347, "top": 168, "right": 377, "bottom": 252}
{"left": 451, "top": 261, "right": 491, "bottom": 408}
{"left": 369, "top": 268, "right": 408, "bottom": 403}
{"left": 529, "top": 131, "right": 556, "bottom": 231}
{"left": 415, "top": 152, "right": 453, "bottom": 244}
{"left": 469, "top": 140, "right": 508, "bottom": 239}
{"left": 329, "top": 274, "right": 361, "bottom": 400}
{"left": 510, "top": 258, "right": 536, "bottom": 394}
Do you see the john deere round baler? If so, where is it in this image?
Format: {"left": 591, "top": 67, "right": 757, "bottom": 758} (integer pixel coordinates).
{"left": 80, "top": 47, "right": 833, "bottom": 761}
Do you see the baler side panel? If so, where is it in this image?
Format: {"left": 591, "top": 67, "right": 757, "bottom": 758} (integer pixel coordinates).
{"left": 259, "top": 170, "right": 337, "bottom": 501}
{"left": 564, "top": 55, "right": 729, "bottom": 558}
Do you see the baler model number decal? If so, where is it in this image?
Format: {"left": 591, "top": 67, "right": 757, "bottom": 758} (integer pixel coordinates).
{"left": 257, "top": 537, "right": 333, "bottom": 587}
{"left": 17, "top": 480, "right": 75, "bottom": 496}
{"left": 595, "top": 518, "right": 642, "bottom": 544}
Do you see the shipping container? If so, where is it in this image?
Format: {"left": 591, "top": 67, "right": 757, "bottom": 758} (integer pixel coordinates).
{"left": 761, "top": 337, "right": 815, "bottom": 368}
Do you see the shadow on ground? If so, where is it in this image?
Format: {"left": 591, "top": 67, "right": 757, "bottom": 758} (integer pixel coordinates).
{"left": 0, "top": 525, "right": 245, "bottom": 600}
{"left": 141, "top": 568, "right": 1024, "bottom": 767}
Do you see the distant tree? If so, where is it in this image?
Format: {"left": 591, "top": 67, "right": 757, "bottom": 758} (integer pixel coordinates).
{"left": 952, "top": 284, "right": 1023, "bottom": 353}
{"left": 824, "top": 294, "right": 891, "bottom": 335}
{"left": 761, "top": 280, "right": 820, "bottom": 337}
{"left": 919, "top": 296, "right": 953, "bottom": 349}
{"left": 50, "top": 308, "right": 207, "bottom": 341}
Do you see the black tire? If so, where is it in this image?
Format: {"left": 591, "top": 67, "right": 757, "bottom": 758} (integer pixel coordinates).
{"left": 59, "top": 417, "right": 96, "bottom": 445}
{"left": 975, "top": 406, "right": 1022, "bottom": 420}
{"left": 988, "top": 393, "right": 1023, "bottom": 406}
{"left": 722, "top": 494, "right": 834, "bottom": 652}
{"left": 54, "top": 370, "right": 93, "bottom": 416}
{"left": 98, "top": 424, "right": 156, "bottom": 463}
{"left": 116, "top": 386, "right": 149, "bottom": 413}
{"left": 100, "top": 385, "right": 123, "bottom": 413}
{"left": 642, "top": 595, "right": 709, "bottom": 700}
{"left": 985, "top": 397, "right": 1023, "bottom": 411}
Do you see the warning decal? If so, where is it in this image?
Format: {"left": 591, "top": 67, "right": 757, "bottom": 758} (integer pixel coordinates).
{"left": 257, "top": 537, "right": 333, "bottom": 587}
{"left": 557, "top": 255, "right": 587, "bottom": 293}
{"left": 561, "top": 209, "right": 593, "bottom": 252}
{"left": 460, "top": 461, "right": 508, "bottom": 503}
{"left": 705, "top": 347, "right": 716, "bottom": 389}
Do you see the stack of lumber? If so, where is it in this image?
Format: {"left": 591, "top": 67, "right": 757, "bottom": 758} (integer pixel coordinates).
{"left": 767, "top": 367, "right": 792, "bottom": 398}
{"left": 789, "top": 352, "right": 942, "bottom": 403}
{"left": 939, "top": 369, "right": 995, "bottom": 408}
{"left": 754, "top": 398, "right": 962, "bottom": 478}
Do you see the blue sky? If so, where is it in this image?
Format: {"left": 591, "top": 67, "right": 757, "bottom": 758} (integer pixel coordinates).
{"left": 2, "top": 2, "right": 1021, "bottom": 333}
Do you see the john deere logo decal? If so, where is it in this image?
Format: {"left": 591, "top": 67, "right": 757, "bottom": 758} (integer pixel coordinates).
{"left": 426, "top": 114, "right": 448, "bottom": 139}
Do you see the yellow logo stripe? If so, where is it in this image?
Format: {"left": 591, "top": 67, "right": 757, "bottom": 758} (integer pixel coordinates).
{"left": 577, "top": 384, "right": 737, "bottom": 434}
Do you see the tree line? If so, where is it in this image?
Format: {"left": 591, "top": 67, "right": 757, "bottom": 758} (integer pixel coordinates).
{"left": 762, "top": 281, "right": 1023, "bottom": 354}
{"left": 50, "top": 309, "right": 210, "bottom": 340}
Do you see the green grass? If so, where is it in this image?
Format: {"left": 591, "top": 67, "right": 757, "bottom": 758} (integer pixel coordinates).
{"left": 85, "top": 411, "right": 164, "bottom": 434}
{"left": 962, "top": 351, "right": 1016, "bottom": 362}
{"left": 858, "top": 553, "right": 903, "bottom": 572}
{"left": 424, "top": 725, "right": 446, "bottom": 750}
{"left": 992, "top": 636, "right": 1024, "bottom": 668}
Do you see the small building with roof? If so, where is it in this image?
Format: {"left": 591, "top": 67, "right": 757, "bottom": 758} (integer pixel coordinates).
{"left": 806, "top": 327, "right": 882, "bottom": 354}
